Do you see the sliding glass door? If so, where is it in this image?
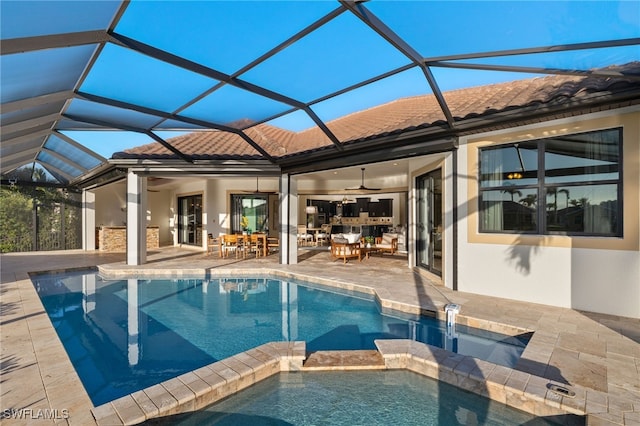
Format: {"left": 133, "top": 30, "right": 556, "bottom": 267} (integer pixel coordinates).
{"left": 178, "top": 194, "right": 202, "bottom": 246}
{"left": 231, "top": 194, "right": 268, "bottom": 234}
{"left": 416, "top": 169, "right": 443, "bottom": 275}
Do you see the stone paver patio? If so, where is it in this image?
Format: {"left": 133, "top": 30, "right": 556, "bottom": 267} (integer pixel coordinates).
{"left": 1, "top": 247, "right": 638, "bottom": 424}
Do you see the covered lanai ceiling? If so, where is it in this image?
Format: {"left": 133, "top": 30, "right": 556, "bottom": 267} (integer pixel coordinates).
{"left": 1, "top": 1, "right": 639, "bottom": 187}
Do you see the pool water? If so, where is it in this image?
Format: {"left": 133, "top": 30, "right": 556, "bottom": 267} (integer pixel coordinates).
{"left": 33, "top": 271, "right": 530, "bottom": 406}
{"left": 159, "top": 370, "right": 555, "bottom": 426}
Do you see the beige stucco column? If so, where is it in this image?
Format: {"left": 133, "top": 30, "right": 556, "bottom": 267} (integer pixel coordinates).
{"left": 126, "top": 171, "right": 147, "bottom": 265}
{"left": 279, "top": 173, "right": 299, "bottom": 265}
{"left": 82, "top": 189, "right": 96, "bottom": 251}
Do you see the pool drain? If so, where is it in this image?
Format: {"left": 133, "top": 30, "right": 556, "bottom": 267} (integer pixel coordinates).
{"left": 546, "top": 383, "right": 576, "bottom": 398}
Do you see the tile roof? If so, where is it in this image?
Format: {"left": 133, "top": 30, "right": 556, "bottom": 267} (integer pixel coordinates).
{"left": 116, "top": 62, "right": 640, "bottom": 161}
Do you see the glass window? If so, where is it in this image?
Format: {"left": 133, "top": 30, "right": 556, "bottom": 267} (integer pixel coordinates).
{"left": 231, "top": 195, "right": 268, "bottom": 234}
{"left": 479, "top": 128, "right": 621, "bottom": 236}
{"left": 480, "top": 141, "right": 538, "bottom": 187}
{"left": 544, "top": 129, "right": 620, "bottom": 184}
{"left": 480, "top": 188, "right": 538, "bottom": 233}
{"left": 545, "top": 184, "right": 619, "bottom": 234}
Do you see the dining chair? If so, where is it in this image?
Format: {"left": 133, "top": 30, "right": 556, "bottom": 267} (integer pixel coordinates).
{"left": 267, "top": 237, "right": 279, "bottom": 255}
{"left": 297, "top": 225, "right": 313, "bottom": 246}
{"left": 222, "top": 234, "right": 241, "bottom": 258}
{"left": 250, "top": 233, "right": 265, "bottom": 258}
{"left": 207, "top": 233, "right": 221, "bottom": 256}
{"left": 315, "top": 224, "right": 331, "bottom": 246}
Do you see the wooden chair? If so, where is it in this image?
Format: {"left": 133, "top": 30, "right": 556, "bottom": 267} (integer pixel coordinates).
{"left": 249, "top": 233, "right": 265, "bottom": 258}
{"left": 375, "top": 233, "right": 398, "bottom": 255}
{"left": 297, "top": 225, "right": 313, "bottom": 246}
{"left": 207, "top": 233, "right": 221, "bottom": 256}
{"left": 237, "top": 234, "right": 250, "bottom": 258}
{"left": 315, "top": 224, "right": 331, "bottom": 246}
{"left": 330, "top": 238, "right": 361, "bottom": 263}
{"left": 267, "top": 237, "right": 279, "bottom": 255}
{"left": 222, "top": 234, "right": 246, "bottom": 259}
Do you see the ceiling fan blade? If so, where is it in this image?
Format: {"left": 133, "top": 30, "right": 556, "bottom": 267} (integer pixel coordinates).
{"left": 356, "top": 185, "right": 381, "bottom": 191}
{"left": 345, "top": 167, "right": 381, "bottom": 191}
{"left": 241, "top": 177, "right": 276, "bottom": 193}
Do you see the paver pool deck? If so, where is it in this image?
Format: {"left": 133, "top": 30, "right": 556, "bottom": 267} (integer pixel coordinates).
{"left": 1, "top": 247, "right": 639, "bottom": 425}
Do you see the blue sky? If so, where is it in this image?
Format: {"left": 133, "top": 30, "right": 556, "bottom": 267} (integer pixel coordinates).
{"left": 66, "top": 0, "right": 640, "bottom": 158}
{"left": 4, "top": 0, "right": 639, "bottom": 161}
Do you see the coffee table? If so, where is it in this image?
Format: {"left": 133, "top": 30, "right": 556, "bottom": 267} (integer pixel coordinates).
{"left": 361, "top": 245, "right": 380, "bottom": 260}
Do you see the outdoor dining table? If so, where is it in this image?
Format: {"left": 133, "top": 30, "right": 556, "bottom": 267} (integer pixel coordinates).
{"left": 222, "top": 233, "right": 269, "bottom": 257}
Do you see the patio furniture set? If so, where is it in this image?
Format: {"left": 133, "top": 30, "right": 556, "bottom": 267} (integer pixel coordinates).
{"left": 206, "top": 229, "right": 396, "bottom": 263}
{"left": 330, "top": 232, "right": 399, "bottom": 263}
{"left": 207, "top": 233, "right": 278, "bottom": 258}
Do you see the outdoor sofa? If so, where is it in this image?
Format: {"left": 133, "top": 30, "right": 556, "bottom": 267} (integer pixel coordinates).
{"left": 330, "top": 232, "right": 362, "bottom": 263}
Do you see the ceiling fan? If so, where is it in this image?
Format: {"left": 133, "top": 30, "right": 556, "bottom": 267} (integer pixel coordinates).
{"left": 242, "top": 177, "right": 276, "bottom": 194}
{"left": 332, "top": 195, "right": 355, "bottom": 205}
{"left": 346, "top": 168, "right": 381, "bottom": 191}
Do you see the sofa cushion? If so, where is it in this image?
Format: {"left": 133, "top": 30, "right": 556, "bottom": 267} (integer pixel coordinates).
{"left": 345, "top": 233, "right": 361, "bottom": 244}
{"left": 381, "top": 233, "right": 397, "bottom": 245}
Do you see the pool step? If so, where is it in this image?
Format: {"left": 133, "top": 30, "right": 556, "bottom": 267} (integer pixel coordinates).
{"left": 303, "top": 350, "right": 386, "bottom": 371}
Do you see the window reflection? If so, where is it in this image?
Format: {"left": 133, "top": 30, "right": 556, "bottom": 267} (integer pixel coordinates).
{"left": 480, "top": 188, "right": 537, "bottom": 232}
{"left": 545, "top": 185, "right": 618, "bottom": 234}
{"left": 480, "top": 141, "right": 537, "bottom": 187}
{"left": 479, "top": 128, "right": 621, "bottom": 236}
{"left": 544, "top": 129, "right": 620, "bottom": 184}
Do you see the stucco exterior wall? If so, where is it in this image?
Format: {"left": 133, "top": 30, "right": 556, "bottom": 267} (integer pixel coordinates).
{"left": 456, "top": 109, "right": 640, "bottom": 318}
{"left": 94, "top": 183, "right": 126, "bottom": 227}
{"left": 170, "top": 177, "right": 280, "bottom": 250}
{"left": 94, "top": 181, "right": 173, "bottom": 247}
{"left": 147, "top": 191, "right": 173, "bottom": 247}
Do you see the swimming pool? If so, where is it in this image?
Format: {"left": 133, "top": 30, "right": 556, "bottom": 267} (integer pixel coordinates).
{"left": 161, "top": 370, "right": 556, "bottom": 425}
{"left": 32, "top": 270, "right": 530, "bottom": 406}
